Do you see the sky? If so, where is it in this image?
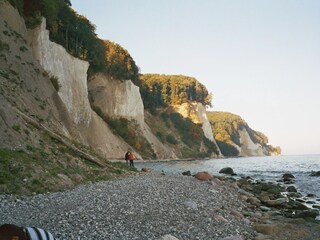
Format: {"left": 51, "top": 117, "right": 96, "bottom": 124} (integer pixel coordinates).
{"left": 71, "top": 0, "right": 320, "bottom": 155}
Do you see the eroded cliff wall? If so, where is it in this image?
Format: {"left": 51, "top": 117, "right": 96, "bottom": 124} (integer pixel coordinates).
{"left": 0, "top": 2, "right": 77, "bottom": 148}
{"left": 26, "top": 18, "right": 136, "bottom": 159}
{"left": 28, "top": 19, "right": 91, "bottom": 126}
{"left": 88, "top": 73, "right": 144, "bottom": 123}
{"left": 238, "top": 129, "right": 265, "bottom": 156}
{"left": 89, "top": 73, "right": 177, "bottom": 159}
{"left": 1, "top": 3, "right": 219, "bottom": 160}
{"left": 173, "top": 102, "right": 222, "bottom": 156}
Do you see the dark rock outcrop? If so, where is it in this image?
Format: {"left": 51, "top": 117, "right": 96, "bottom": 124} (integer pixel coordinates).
{"left": 310, "top": 171, "right": 320, "bottom": 177}
{"left": 182, "top": 171, "right": 192, "bottom": 176}
{"left": 219, "top": 167, "right": 234, "bottom": 175}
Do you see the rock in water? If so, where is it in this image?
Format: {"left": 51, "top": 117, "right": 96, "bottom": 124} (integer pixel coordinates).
{"left": 282, "top": 173, "right": 295, "bottom": 183}
{"left": 286, "top": 185, "right": 297, "bottom": 192}
{"left": 219, "top": 167, "right": 234, "bottom": 175}
{"left": 310, "top": 171, "right": 320, "bottom": 177}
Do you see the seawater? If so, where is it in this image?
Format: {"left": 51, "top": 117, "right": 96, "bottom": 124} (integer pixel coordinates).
{"left": 135, "top": 155, "right": 320, "bottom": 198}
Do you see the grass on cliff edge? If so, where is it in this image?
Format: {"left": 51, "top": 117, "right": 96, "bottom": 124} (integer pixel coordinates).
{"left": 0, "top": 147, "right": 135, "bottom": 195}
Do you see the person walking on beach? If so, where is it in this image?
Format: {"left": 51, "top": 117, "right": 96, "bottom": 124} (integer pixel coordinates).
{"left": 128, "top": 151, "right": 135, "bottom": 168}
{"left": 124, "top": 150, "right": 130, "bottom": 165}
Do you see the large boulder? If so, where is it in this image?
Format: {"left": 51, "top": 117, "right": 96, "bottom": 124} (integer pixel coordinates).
{"left": 293, "top": 210, "right": 319, "bottom": 219}
{"left": 247, "top": 196, "right": 262, "bottom": 207}
{"left": 310, "top": 171, "right": 320, "bottom": 177}
{"left": 282, "top": 173, "right": 295, "bottom": 183}
{"left": 194, "top": 171, "right": 213, "bottom": 181}
{"left": 264, "top": 198, "right": 287, "bottom": 207}
{"left": 286, "top": 185, "right": 297, "bottom": 192}
{"left": 219, "top": 167, "right": 234, "bottom": 175}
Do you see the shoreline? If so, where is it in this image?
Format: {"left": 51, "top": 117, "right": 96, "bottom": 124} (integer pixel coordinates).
{"left": 1, "top": 170, "right": 319, "bottom": 239}
{"left": 0, "top": 171, "right": 256, "bottom": 240}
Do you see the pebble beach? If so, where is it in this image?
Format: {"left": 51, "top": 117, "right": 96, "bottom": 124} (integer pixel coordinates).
{"left": 0, "top": 172, "right": 256, "bottom": 240}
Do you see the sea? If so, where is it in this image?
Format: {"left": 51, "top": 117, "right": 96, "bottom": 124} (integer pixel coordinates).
{"left": 135, "top": 155, "right": 320, "bottom": 199}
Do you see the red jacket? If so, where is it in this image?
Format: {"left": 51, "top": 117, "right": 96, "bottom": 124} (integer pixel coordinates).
{"left": 128, "top": 153, "right": 135, "bottom": 160}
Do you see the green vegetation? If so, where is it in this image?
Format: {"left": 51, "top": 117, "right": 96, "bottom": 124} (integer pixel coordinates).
{"left": 0, "top": 40, "right": 10, "bottom": 52}
{"left": 0, "top": 146, "right": 132, "bottom": 195}
{"left": 215, "top": 140, "right": 239, "bottom": 157}
{"left": 0, "top": 70, "right": 9, "bottom": 79}
{"left": 139, "top": 74, "right": 212, "bottom": 109}
{"left": 103, "top": 40, "right": 139, "bottom": 85}
{"left": 169, "top": 112, "right": 203, "bottom": 147}
{"left": 146, "top": 109, "right": 220, "bottom": 158}
{"left": 93, "top": 106, "right": 155, "bottom": 159}
{"left": 11, "top": 124, "right": 21, "bottom": 132}
{"left": 166, "top": 134, "right": 178, "bottom": 145}
{"left": 0, "top": 40, "right": 10, "bottom": 51}
{"left": 6, "top": 0, "right": 140, "bottom": 80}
{"left": 207, "top": 111, "right": 281, "bottom": 156}
{"left": 19, "top": 45, "right": 28, "bottom": 52}
{"left": 50, "top": 75, "right": 60, "bottom": 91}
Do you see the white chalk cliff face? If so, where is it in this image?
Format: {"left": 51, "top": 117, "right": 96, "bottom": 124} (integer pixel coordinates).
{"left": 194, "top": 103, "right": 215, "bottom": 141}
{"left": 173, "top": 102, "right": 222, "bottom": 156}
{"left": 88, "top": 73, "right": 144, "bottom": 122}
{"left": 28, "top": 19, "right": 91, "bottom": 126}
{"left": 26, "top": 18, "right": 137, "bottom": 159}
{"left": 88, "top": 74, "right": 177, "bottom": 159}
{"left": 238, "top": 129, "right": 265, "bottom": 156}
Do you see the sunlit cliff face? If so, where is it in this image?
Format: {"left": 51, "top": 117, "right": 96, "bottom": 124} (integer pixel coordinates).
{"left": 88, "top": 73, "right": 144, "bottom": 123}
{"left": 173, "top": 102, "right": 222, "bottom": 156}
{"left": 28, "top": 19, "right": 92, "bottom": 126}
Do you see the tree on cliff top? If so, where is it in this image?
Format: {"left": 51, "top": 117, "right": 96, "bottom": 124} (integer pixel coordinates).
{"left": 139, "top": 74, "right": 212, "bottom": 109}
{"left": 8, "top": 0, "right": 139, "bottom": 81}
{"left": 103, "top": 40, "right": 139, "bottom": 85}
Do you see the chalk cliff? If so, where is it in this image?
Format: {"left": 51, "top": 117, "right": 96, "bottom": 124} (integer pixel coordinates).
{"left": 28, "top": 19, "right": 91, "bottom": 126}
{"left": 88, "top": 73, "right": 177, "bottom": 159}
{"left": 88, "top": 73, "right": 144, "bottom": 123}
{"left": 2, "top": 2, "right": 274, "bottom": 161}
{"left": 173, "top": 102, "right": 222, "bottom": 157}
{"left": 0, "top": 2, "right": 73, "bottom": 148}
{"left": 207, "top": 111, "right": 281, "bottom": 157}
{"left": 26, "top": 18, "right": 135, "bottom": 159}
{"left": 238, "top": 129, "right": 265, "bottom": 156}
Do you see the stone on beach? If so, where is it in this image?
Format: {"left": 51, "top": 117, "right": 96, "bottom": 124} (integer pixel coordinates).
{"left": 0, "top": 172, "right": 255, "bottom": 240}
{"left": 194, "top": 171, "right": 213, "bottom": 181}
{"left": 220, "top": 235, "right": 243, "bottom": 240}
{"left": 293, "top": 209, "right": 319, "bottom": 219}
{"left": 264, "top": 198, "right": 287, "bottom": 207}
{"left": 141, "top": 168, "right": 152, "bottom": 172}
{"left": 159, "top": 234, "right": 180, "bottom": 240}
{"left": 182, "top": 171, "right": 192, "bottom": 176}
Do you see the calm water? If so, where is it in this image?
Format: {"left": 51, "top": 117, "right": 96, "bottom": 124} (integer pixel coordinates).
{"left": 135, "top": 155, "right": 320, "bottom": 198}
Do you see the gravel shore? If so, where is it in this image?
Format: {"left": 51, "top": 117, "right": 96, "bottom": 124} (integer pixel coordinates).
{"left": 0, "top": 172, "right": 256, "bottom": 240}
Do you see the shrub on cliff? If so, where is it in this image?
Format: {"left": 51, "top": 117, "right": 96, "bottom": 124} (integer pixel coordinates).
{"left": 139, "top": 74, "right": 212, "bottom": 109}
{"left": 7, "top": 0, "right": 139, "bottom": 81}
{"left": 207, "top": 111, "right": 281, "bottom": 156}
{"left": 103, "top": 40, "right": 139, "bottom": 85}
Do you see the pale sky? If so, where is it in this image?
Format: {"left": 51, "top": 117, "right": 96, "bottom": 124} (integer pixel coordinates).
{"left": 71, "top": 0, "right": 320, "bottom": 155}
